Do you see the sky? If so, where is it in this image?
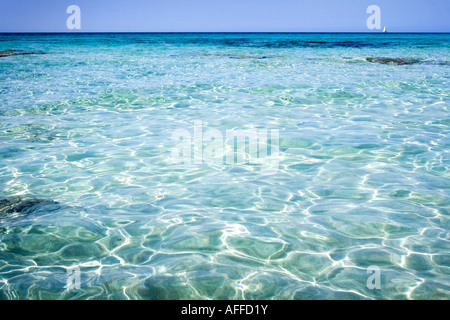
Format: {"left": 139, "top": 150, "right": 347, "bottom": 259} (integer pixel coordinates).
{"left": 0, "top": 0, "right": 449, "bottom": 32}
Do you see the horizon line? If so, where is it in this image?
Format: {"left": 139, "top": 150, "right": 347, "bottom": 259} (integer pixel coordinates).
{"left": 1, "top": 31, "right": 450, "bottom": 34}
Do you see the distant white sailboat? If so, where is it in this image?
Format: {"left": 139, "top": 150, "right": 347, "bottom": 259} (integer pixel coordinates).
{"left": 383, "top": 26, "right": 387, "bottom": 33}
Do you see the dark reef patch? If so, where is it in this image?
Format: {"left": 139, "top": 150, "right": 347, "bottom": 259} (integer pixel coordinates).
{"left": 0, "top": 50, "right": 46, "bottom": 58}
{"left": 365, "top": 57, "right": 422, "bottom": 65}
{"left": 0, "top": 197, "right": 60, "bottom": 219}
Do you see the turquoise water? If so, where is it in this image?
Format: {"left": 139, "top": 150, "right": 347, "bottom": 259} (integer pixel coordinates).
{"left": 0, "top": 33, "right": 449, "bottom": 299}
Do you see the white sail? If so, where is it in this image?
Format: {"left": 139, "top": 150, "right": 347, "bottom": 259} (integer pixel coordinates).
{"left": 383, "top": 26, "right": 387, "bottom": 33}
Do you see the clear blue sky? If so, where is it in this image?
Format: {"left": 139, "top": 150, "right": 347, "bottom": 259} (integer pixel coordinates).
{"left": 0, "top": 0, "right": 449, "bottom": 32}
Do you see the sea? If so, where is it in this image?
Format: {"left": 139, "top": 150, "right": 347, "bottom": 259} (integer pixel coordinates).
{"left": 0, "top": 33, "right": 449, "bottom": 299}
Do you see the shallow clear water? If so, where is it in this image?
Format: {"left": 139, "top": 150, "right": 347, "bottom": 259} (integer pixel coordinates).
{"left": 0, "top": 33, "right": 449, "bottom": 299}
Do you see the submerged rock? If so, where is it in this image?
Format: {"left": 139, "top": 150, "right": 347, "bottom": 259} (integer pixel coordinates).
{"left": 0, "top": 50, "right": 16, "bottom": 57}
{"left": 0, "top": 197, "right": 59, "bottom": 218}
{"left": 366, "top": 57, "right": 421, "bottom": 65}
{"left": 0, "top": 50, "right": 45, "bottom": 58}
